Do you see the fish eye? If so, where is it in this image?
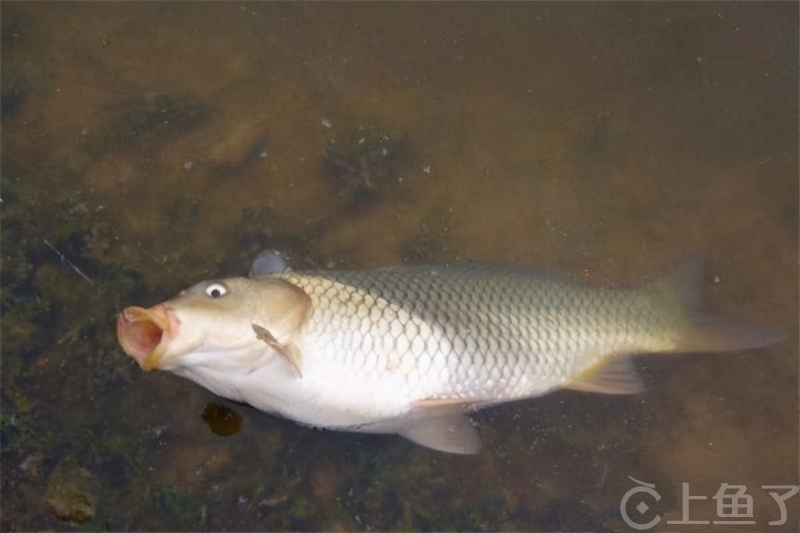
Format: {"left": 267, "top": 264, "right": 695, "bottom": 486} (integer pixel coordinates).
{"left": 205, "top": 282, "right": 228, "bottom": 299}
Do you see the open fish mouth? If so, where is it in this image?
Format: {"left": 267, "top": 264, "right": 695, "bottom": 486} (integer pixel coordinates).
{"left": 116, "top": 305, "right": 178, "bottom": 370}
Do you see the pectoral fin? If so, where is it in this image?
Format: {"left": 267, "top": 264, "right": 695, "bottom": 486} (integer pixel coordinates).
{"left": 564, "top": 357, "right": 645, "bottom": 394}
{"left": 252, "top": 323, "right": 303, "bottom": 377}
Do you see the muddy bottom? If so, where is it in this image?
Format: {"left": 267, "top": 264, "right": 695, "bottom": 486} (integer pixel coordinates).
{"left": 2, "top": 3, "right": 797, "bottom": 531}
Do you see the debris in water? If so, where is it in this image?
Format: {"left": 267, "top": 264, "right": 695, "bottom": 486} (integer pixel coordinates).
{"left": 202, "top": 403, "right": 243, "bottom": 436}
{"left": 43, "top": 239, "right": 95, "bottom": 285}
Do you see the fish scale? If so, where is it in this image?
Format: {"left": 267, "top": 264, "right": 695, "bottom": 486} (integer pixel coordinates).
{"left": 278, "top": 264, "right": 640, "bottom": 404}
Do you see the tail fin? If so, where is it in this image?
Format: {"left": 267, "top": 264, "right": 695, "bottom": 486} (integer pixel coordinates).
{"left": 651, "top": 258, "right": 785, "bottom": 353}
{"left": 679, "top": 314, "right": 787, "bottom": 352}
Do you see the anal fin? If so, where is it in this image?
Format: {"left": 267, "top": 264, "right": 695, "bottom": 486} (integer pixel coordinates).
{"left": 564, "top": 357, "right": 645, "bottom": 395}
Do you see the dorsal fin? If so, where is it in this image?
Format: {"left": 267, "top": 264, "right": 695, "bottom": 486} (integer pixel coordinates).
{"left": 250, "top": 250, "right": 289, "bottom": 277}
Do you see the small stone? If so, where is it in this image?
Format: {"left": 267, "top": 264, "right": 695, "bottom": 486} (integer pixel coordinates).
{"left": 45, "top": 459, "right": 96, "bottom": 524}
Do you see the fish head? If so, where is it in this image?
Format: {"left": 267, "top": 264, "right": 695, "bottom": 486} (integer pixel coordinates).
{"left": 116, "top": 276, "right": 312, "bottom": 374}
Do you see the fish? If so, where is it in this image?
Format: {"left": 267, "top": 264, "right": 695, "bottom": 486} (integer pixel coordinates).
{"left": 116, "top": 255, "right": 784, "bottom": 454}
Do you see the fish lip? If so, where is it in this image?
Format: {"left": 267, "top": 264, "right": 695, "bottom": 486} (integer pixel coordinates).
{"left": 116, "top": 304, "right": 180, "bottom": 370}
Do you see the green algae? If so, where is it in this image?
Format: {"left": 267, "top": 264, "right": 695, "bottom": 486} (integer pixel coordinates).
{"left": 290, "top": 496, "right": 313, "bottom": 519}
{"left": 158, "top": 483, "right": 205, "bottom": 524}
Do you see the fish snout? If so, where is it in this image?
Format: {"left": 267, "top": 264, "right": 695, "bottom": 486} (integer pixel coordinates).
{"left": 116, "top": 304, "right": 180, "bottom": 370}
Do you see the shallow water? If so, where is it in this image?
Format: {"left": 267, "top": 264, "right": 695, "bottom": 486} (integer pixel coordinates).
{"left": 2, "top": 3, "right": 797, "bottom": 531}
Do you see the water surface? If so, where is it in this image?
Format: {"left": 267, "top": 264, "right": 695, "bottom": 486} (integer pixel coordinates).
{"left": 2, "top": 3, "right": 797, "bottom": 531}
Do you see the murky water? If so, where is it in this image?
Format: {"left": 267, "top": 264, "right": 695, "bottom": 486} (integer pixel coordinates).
{"left": 3, "top": 3, "right": 797, "bottom": 531}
